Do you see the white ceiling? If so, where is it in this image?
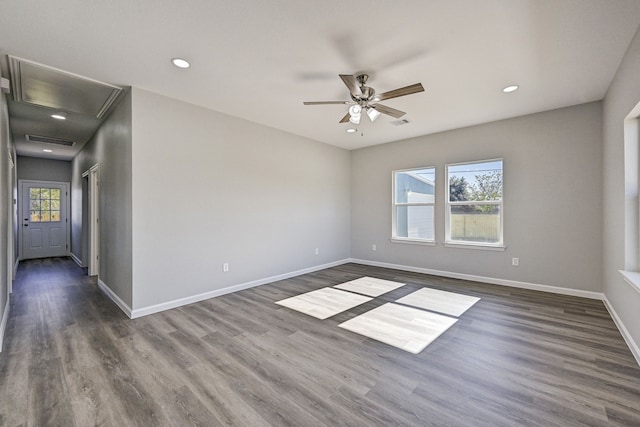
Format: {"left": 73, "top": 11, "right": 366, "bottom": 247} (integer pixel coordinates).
{"left": 1, "top": 0, "right": 640, "bottom": 158}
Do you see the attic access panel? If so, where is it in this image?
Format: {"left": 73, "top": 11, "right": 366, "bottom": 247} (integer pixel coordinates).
{"left": 8, "top": 56, "right": 122, "bottom": 119}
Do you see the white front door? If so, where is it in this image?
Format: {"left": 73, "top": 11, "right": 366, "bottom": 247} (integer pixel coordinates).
{"left": 21, "top": 181, "right": 69, "bottom": 260}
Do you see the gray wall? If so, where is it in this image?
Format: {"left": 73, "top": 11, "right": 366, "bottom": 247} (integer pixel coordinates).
{"left": 351, "top": 102, "right": 603, "bottom": 292}
{"left": 71, "top": 90, "right": 132, "bottom": 306}
{"left": 16, "top": 156, "right": 71, "bottom": 183}
{"left": 0, "top": 67, "right": 15, "bottom": 350}
{"left": 131, "top": 88, "right": 351, "bottom": 310}
{"left": 603, "top": 25, "right": 640, "bottom": 352}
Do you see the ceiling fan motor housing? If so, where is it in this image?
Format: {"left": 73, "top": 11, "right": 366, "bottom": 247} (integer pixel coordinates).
{"left": 348, "top": 74, "right": 375, "bottom": 106}
{"left": 351, "top": 86, "right": 376, "bottom": 105}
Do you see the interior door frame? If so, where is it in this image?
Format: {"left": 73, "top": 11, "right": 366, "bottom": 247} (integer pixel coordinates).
{"left": 18, "top": 179, "right": 71, "bottom": 260}
{"left": 7, "top": 151, "right": 14, "bottom": 294}
{"left": 82, "top": 164, "right": 99, "bottom": 276}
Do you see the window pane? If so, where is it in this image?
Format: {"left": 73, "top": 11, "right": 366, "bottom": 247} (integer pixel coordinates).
{"left": 41, "top": 199, "right": 51, "bottom": 210}
{"left": 30, "top": 200, "right": 41, "bottom": 210}
{"left": 396, "top": 206, "right": 435, "bottom": 240}
{"left": 51, "top": 200, "right": 60, "bottom": 210}
{"left": 41, "top": 211, "right": 51, "bottom": 222}
{"left": 50, "top": 189, "right": 61, "bottom": 199}
{"left": 449, "top": 160, "right": 502, "bottom": 202}
{"left": 30, "top": 188, "right": 40, "bottom": 199}
{"left": 395, "top": 168, "right": 435, "bottom": 204}
{"left": 51, "top": 211, "right": 61, "bottom": 222}
{"left": 40, "top": 188, "right": 51, "bottom": 200}
{"left": 30, "top": 211, "right": 41, "bottom": 222}
{"left": 449, "top": 205, "right": 501, "bottom": 243}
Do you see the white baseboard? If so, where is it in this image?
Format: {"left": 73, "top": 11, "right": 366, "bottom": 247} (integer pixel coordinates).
{"left": 0, "top": 299, "right": 10, "bottom": 352}
{"left": 13, "top": 258, "right": 18, "bottom": 280}
{"left": 98, "top": 279, "right": 133, "bottom": 318}
{"left": 130, "top": 259, "right": 351, "bottom": 319}
{"left": 70, "top": 253, "right": 83, "bottom": 268}
{"left": 602, "top": 295, "right": 640, "bottom": 366}
{"left": 349, "top": 258, "right": 604, "bottom": 300}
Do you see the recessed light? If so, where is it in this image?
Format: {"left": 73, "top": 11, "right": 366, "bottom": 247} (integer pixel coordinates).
{"left": 51, "top": 113, "right": 66, "bottom": 120}
{"left": 346, "top": 128, "right": 357, "bottom": 133}
{"left": 171, "top": 58, "right": 190, "bottom": 69}
{"left": 502, "top": 85, "right": 519, "bottom": 93}
{"left": 42, "top": 149, "right": 53, "bottom": 153}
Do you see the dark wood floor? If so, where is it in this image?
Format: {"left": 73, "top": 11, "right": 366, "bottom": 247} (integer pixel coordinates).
{"left": 1, "top": 258, "right": 639, "bottom": 426}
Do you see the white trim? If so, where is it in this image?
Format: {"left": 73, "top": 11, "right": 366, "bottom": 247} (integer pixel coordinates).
{"left": 390, "top": 238, "right": 436, "bottom": 246}
{"left": 349, "top": 258, "right": 603, "bottom": 300}
{"left": 70, "top": 253, "right": 83, "bottom": 268}
{"left": 13, "top": 258, "right": 18, "bottom": 282}
{"left": 130, "top": 259, "right": 350, "bottom": 319}
{"left": 0, "top": 299, "right": 10, "bottom": 352}
{"left": 602, "top": 295, "right": 640, "bottom": 367}
{"left": 619, "top": 270, "right": 640, "bottom": 295}
{"left": 444, "top": 242, "right": 507, "bottom": 251}
{"left": 98, "top": 279, "right": 132, "bottom": 318}
{"left": 87, "top": 165, "right": 99, "bottom": 276}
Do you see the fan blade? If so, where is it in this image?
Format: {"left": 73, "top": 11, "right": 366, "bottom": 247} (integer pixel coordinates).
{"left": 375, "top": 83, "right": 424, "bottom": 101}
{"left": 371, "top": 103, "right": 406, "bottom": 119}
{"left": 303, "top": 101, "right": 349, "bottom": 105}
{"left": 339, "top": 74, "right": 362, "bottom": 97}
{"left": 339, "top": 112, "right": 351, "bottom": 123}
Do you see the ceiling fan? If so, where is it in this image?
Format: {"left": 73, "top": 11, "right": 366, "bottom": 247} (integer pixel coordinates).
{"left": 303, "top": 74, "right": 424, "bottom": 124}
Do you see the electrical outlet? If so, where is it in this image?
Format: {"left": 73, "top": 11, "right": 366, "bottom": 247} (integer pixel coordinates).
{"left": 223, "top": 263, "right": 229, "bottom": 272}
{"left": 512, "top": 257, "right": 519, "bottom": 267}
{"left": 372, "top": 244, "right": 377, "bottom": 251}
{"left": 315, "top": 248, "right": 319, "bottom": 255}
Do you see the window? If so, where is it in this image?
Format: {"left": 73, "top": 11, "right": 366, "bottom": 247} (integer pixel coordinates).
{"left": 620, "top": 102, "right": 640, "bottom": 292}
{"left": 624, "top": 106, "right": 640, "bottom": 272}
{"left": 446, "top": 159, "right": 503, "bottom": 247}
{"left": 393, "top": 167, "right": 435, "bottom": 242}
{"left": 30, "top": 187, "right": 62, "bottom": 222}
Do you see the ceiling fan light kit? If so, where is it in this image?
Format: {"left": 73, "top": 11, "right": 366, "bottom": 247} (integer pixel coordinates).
{"left": 304, "top": 73, "right": 425, "bottom": 125}
{"left": 348, "top": 104, "right": 362, "bottom": 124}
{"left": 367, "top": 107, "right": 381, "bottom": 122}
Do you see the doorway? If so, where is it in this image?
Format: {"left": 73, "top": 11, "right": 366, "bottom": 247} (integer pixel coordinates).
{"left": 18, "top": 180, "right": 70, "bottom": 260}
{"left": 82, "top": 165, "right": 99, "bottom": 276}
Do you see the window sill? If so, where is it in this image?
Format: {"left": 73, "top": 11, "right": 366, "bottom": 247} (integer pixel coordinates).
{"left": 391, "top": 238, "right": 436, "bottom": 246}
{"left": 444, "top": 241, "right": 506, "bottom": 251}
{"left": 619, "top": 270, "right": 640, "bottom": 295}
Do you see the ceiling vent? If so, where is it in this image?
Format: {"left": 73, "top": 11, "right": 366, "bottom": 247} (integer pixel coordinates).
{"left": 390, "top": 119, "right": 411, "bottom": 126}
{"left": 26, "top": 134, "right": 75, "bottom": 146}
{"left": 8, "top": 56, "right": 123, "bottom": 119}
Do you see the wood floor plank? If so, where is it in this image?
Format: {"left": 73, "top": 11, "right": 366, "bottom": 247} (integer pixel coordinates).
{"left": 185, "top": 360, "right": 269, "bottom": 425}
{"left": 0, "top": 257, "right": 639, "bottom": 426}
{"left": 65, "top": 367, "right": 130, "bottom": 426}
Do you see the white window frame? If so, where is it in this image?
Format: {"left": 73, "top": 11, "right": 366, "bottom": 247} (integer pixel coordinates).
{"left": 392, "top": 166, "right": 436, "bottom": 245}
{"left": 620, "top": 102, "right": 640, "bottom": 294}
{"left": 445, "top": 158, "right": 505, "bottom": 250}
